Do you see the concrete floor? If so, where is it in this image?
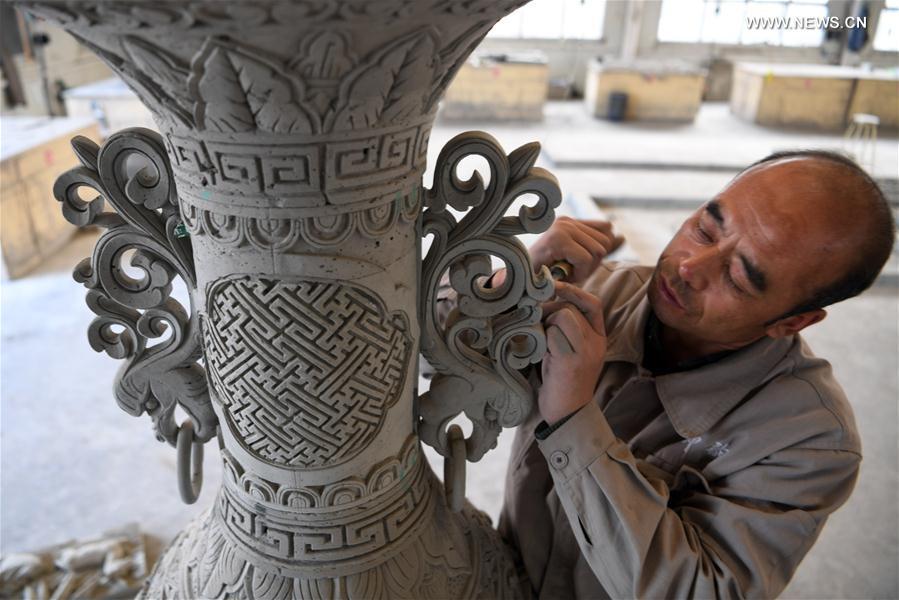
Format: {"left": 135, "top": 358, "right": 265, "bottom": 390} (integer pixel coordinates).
{"left": 2, "top": 101, "right": 897, "bottom": 598}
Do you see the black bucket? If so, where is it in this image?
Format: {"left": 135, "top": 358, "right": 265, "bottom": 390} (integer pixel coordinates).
{"left": 608, "top": 91, "right": 628, "bottom": 121}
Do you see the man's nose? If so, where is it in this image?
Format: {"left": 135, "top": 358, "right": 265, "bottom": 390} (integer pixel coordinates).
{"left": 678, "top": 247, "right": 718, "bottom": 290}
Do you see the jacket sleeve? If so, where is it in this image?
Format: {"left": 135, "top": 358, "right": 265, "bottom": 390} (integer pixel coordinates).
{"left": 537, "top": 399, "right": 861, "bottom": 599}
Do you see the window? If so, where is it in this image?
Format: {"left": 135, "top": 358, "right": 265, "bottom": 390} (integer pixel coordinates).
{"left": 873, "top": 0, "right": 899, "bottom": 51}
{"left": 657, "top": 0, "right": 830, "bottom": 47}
{"left": 488, "top": 0, "right": 607, "bottom": 41}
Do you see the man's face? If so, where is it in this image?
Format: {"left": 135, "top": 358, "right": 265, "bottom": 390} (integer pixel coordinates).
{"left": 648, "top": 158, "right": 858, "bottom": 350}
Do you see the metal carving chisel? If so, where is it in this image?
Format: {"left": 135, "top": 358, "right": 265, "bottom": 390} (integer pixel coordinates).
{"left": 545, "top": 260, "right": 576, "bottom": 355}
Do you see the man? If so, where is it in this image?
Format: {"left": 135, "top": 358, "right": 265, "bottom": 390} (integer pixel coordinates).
{"left": 493, "top": 150, "right": 895, "bottom": 599}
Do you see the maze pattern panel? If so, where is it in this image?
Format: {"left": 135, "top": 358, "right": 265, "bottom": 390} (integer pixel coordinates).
{"left": 205, "top": 276, "right": 411, "bottom": 468}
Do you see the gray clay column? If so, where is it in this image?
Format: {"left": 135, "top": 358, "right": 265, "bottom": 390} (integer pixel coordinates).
{"left": 22, "top": 2, "right": 561, "bottom": 597}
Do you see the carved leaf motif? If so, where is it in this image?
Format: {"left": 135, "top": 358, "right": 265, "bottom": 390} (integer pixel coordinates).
{"left": 85, "top": 289, "right": 139, "bottom": 361}
{"left": 332, "top": 31, "right": 437, "bottom": 130}
{"left": 381, "top": 32, "right": 438, "bottom": 122}
{"left": 65, "top": 32, "right": 193, "bottom": 129}
{"left": 507, "top": 142, "right": 541, "bottom": 182}
{"left": 195, "top": 527, "right": 227, "bottom": 595}
{"left": 293, "top": 32, "right": 355, "bottom": 80}
{"left": 381, "top": 542, "right": 422, "bottom": 592}
{"left": 94, "top": 4, "right": 146, "bottom": 28}
{"left": 129, "top": 6, "right": 191, "bottom": 26}
{"left": 196, "top": 41, "right": 314, "bottom": 134}
{"left": 71, "top": 135, "right": 99, "bottom": 170}
{"left": 201, "top": 543, "right": 246, "bottom": 598}
{"left": 193, "top": 3, "right": 270, "bottom": 26}
{"left": 53, "top": 164, "right": 105, "bottom": 228}
{"left": 251, "top": 567, "right": 293, "bottom": 600}
{"left": 16, "top": 3, "right": 81, "bottom": 25}
{"left": 420, "top": 511, "right": 471, "bottom": 570}
{"left": 427, "top": 20, "right": 495, "bottom": 111}
{"left": 196, "top": 46, "right": 255, "bottom": 133}
{"left": 122, "top": 37, "right": 191, "bottom": 105}
{"left": 347, "top": 568, "right": 385, "bottom": 599}
{"left": 236, "top": 56, "right": 314, "bottom": 134}
{"left": 293, "top": 576, "right": 334, "bottom": 600}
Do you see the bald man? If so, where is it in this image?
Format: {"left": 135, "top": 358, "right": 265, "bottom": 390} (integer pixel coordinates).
{"left": 494, "top": 150, "right": 895, "bottom": 599}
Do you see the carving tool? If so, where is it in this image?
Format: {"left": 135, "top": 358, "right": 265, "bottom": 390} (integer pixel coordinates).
{"left": 545, "top": 259, "right": 576, "bottom": 354}
{"left": 549, "top": 259, "right": 573, "bottom": 281}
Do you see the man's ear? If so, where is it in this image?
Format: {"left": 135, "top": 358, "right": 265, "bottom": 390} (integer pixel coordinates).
{"left": 765, "top": 309, "right": 827, "bottom": 338}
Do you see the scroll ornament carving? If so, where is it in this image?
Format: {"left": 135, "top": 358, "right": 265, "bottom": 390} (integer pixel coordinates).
{"left": 52, "top": 128, "right": 217, "bottom": 447}
{"left": 419, "top": 131, "right": 561, "bottom": 462}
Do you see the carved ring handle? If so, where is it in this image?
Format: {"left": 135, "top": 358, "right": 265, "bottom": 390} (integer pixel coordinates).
{"left": 176, "top": 419, "right": 204, "bottom": 504}
{"left": 443, "top": 424, "right": 466, "bottom": 512}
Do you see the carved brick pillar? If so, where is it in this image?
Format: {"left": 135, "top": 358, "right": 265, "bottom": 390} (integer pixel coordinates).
{"left": 20, "top": 2, "right": 561, "bottom": 597}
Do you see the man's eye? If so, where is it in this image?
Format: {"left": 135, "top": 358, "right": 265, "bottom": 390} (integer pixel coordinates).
{"left": 695, "top": 222, "right": 712, "bottom": 243}
{"left": 725, "top": 269, "right": 745, "bottom": 295}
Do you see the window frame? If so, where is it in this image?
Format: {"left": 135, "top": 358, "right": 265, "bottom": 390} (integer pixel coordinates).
{"left": 872, "top": 0, "right": 899, "bottom": 51}
{"left": 486, "top": 0, "right": 608, "bottom": 42}
{"left": 656, "top": 0, "right": 832, "bottom": 48}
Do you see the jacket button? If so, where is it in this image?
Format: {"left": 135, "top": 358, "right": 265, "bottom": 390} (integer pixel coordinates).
{"left": 550, "top": 451, "right": 569, "bottom": 469}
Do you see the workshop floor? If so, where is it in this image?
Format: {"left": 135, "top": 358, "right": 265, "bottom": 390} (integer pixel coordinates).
{"left": 2, "top": 102, "right": 896, "bottom": 599}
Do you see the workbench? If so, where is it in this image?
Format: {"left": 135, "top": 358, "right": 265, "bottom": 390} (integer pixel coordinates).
{"left": 441, "top": 52, "right": 549, "bottom": 121}
{"left": 0, "top": 116, "right": 100, "bottom": 278}
{"left": 731, "top": 62, "right": 899, "bottom": 131}
{"left": 584, "top": 59, "right": 708, "bottom": 122}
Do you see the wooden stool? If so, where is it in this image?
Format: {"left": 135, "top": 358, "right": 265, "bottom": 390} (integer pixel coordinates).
{"left": 844, "top": 113, "right": 879, "bottom": 172}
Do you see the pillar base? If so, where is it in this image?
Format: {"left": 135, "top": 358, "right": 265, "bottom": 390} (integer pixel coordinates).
{"left": 140, "top": 466, "right": 525, "bottom": 599}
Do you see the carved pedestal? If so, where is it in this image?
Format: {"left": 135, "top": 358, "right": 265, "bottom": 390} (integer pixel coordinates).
{"left": 20, "top": 2, "right": 561, "bottom": 597}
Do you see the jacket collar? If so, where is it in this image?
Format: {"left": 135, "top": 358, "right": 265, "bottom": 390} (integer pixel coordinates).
{"left": 604, "top": 279, "right": 652, "bottom": 364}
{"left": 603, "top": 275, "right": 795, "bottom": 439}
{"left": 655, "top": 334, "right": 793, "bottom": 438}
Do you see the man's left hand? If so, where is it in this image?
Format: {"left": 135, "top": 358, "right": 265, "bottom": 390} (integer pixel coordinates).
{"left": 539, "top": 281, "right": 608, "bottom": 425}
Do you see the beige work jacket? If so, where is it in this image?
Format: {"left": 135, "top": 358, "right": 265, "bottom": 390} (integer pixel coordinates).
{"left": 497, "top": 263, "right": 861, "bottom": 599}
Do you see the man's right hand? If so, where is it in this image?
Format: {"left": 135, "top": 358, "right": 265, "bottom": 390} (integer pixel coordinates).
{"left": 529, "top": 217, "right": 624, "bottom": 285}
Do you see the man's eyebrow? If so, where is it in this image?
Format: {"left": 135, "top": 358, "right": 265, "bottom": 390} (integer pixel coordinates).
{"left": 706, "top": 200, "right": 725, "bottom": 226}
{"left": 738, "top": 254, "right": 767, "bottom": 292}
